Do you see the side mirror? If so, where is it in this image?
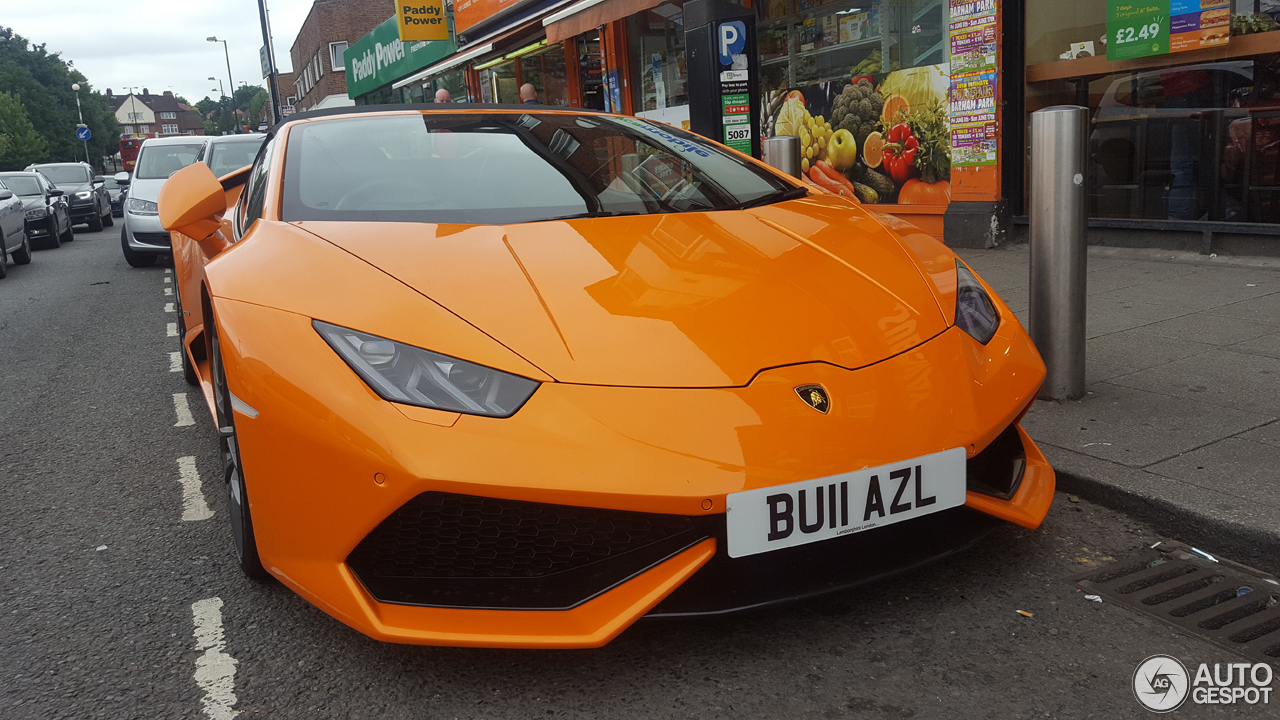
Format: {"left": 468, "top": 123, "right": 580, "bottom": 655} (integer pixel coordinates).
{"left": 114, "top": 172, "right": 131, "bottom": 185}
{"left": 93, "top": 175, "right": 106, "bottom": 184}
{"left": 49, "top": 189, "right": 64, "bottom": 196}
{"left": 0, "top": 190, "right": 12, "bottom": 201}
{"left": 159, "top": 162, "right": 226, "bottom": 242}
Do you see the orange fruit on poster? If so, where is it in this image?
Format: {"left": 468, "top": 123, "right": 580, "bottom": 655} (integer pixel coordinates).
{"left": 862, "top": 130, "right": 885, "bottom": 169}
{"left": 882, "top": 95, "right": 908, "bottom": 125}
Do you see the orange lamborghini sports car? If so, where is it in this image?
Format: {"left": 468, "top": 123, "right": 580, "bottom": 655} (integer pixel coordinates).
{"left": 158, "top": 105, "right": 1054, "bottom": 648}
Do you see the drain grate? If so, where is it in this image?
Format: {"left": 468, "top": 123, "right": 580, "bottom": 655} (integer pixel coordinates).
{"left": 1066, "top": 541, "right": 1280, "bottom": 668}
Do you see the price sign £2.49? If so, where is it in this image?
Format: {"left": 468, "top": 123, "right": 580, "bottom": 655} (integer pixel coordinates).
{"left": 1106, "top": 2, "right": 1169, "bottom": 60}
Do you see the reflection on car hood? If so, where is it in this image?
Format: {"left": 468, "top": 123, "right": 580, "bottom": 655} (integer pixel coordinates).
{"left": 19, "top": 197, "right": 47, "bottom": 211}
{"left": 296, "top": 198, "right": 948, "bottom": 388}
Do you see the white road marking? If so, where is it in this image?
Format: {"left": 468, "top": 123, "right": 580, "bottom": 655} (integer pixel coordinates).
{"left": 169, "top": 352, "right": 182, "bottom": 372}
{"left": 177, "top": 456, "right": 214, "bottom": 521}
{"left": 168, "top": 322, "right": 179, "bottom": 337}
{"left": 165, "top": 303, "right": 175, "bottom": 313}
{"left": 164, "top": 276, "right": 172, "bottom": 283}
{"left": 173, "top": 393, "right": 195, "bottom": 427}
{"left": 165, "top": 268, "right": 173, "bottom": 274}
{"left": 191, "top": 597, "right": 239, "bottom": 720}
{"left": 165, "top": 287, "right": 174, "bottom": 296}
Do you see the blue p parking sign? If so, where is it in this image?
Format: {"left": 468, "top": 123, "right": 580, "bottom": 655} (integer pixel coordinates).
{"left": 76, "top": 126, "right": 91, "bottom": 141}
{"left": 718, "top": 21, "right": 746, "bottom": 66}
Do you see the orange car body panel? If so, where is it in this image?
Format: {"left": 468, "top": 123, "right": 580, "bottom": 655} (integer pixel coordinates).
{"left": 164, "top": 107, "right": 1056, "bottom": 648}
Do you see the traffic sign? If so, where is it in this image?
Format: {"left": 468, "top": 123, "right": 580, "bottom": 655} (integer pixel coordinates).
{"left": 76, "top": 126, "right": 92, "bottom": 141}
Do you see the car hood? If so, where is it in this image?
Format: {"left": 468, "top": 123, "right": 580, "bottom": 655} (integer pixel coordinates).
{"left": 125, "top": 178, "right": 163, "bottom": 203}
{"left": 19, "top": 196, "right": 47, "bottom": 211}
{"left": 51, "top": 181, "right": 92, "bottom": 194}
{"left": 294, "top": 198, "right": 948, "bottom": 387}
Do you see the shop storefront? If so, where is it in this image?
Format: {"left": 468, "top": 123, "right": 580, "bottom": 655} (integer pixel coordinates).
{"left": 346, "top": 15, "right": 460, "bottom": 104}
{"left": 1022, "top": 0, "right": 1280, "bottom": 251}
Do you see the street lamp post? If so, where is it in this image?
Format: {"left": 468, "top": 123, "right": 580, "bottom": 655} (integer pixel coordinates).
{"left": 207, "top": 36, "right": 238, "bottom": 133}
{"left": 71, "top": 82, "right": 89, "bottom": 165}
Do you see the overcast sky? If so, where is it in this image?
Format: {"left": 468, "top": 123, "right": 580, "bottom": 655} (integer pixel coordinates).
{"left": 4, "top": 0, "right": 321, "bottom": 104}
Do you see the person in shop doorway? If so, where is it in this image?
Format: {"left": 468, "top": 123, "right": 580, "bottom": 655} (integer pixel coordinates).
{"left": 520, "top": 83, "right": 539, "bottom": 104}
{"left": 435, "top": 88, "right": 451, "bottom": 103}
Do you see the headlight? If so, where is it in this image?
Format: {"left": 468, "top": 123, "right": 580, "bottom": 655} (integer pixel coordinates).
{"left": 25, "top": 207, "right": 47, "bottom": 220}
{"left": 955, "top": 260, "right": 999, "bottom": 345}
{"left": 75, "top": 190, "right": 93, "bottom": 200}
{"left": 127, "top": 197, "right": 158, "bottom": 215}
{"left": 314, "top": 320, "right": 539, "bottom": 418}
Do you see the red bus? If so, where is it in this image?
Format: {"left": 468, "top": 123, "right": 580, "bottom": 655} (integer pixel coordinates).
{"left": 119, "top": 138, "right": 143, "bottom": 172}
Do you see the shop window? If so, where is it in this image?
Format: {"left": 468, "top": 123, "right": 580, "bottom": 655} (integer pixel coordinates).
{"left": 480, "top": 61, "right": 519, "bottom": 104}
{"left": 759, "top": 0, "right": 953, "bottom": 205}
{"left": 520, "top": 44, "right": 572, "bottom": 106}
{"left": 1026, "top": 1, "right": 1280, "bottom": 224}
{"left": 426, "top": 71, "right": 468, "bottom": 103}
{"left": 577, "top": 31, "right": 606, "bottom": 111}
{"left": 627, "top": 1, "right": 689, "bottom": 120}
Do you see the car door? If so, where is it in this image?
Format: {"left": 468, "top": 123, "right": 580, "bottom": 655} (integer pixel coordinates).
{"left": 0, "top": 181, "right": 22, "bottom": 250}
{"left": 41, "top": 176, "right": 68, "bottom": 233}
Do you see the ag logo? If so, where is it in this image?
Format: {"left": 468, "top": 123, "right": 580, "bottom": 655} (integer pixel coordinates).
{"left": 795, "top": 385, "right": 829, "bottom": 414}
{"left": 1133, "top": 655, "right": 1189, "bottom": 713}
{"left": 718, "top": 20, "right": 746, "bottom": 66}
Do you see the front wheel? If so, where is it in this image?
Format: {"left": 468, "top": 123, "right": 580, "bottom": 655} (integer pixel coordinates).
{"left": 174, "top": 285, "right": 199, "bottom": 386}
{"left": 43, "top": 218, "right": 62, "bottom": 249}
{"left": 88, "top": 208, "right": 103, "bottom": 232}
{"left": 11, "top": 232, "right": 31, "bottom": 265}
{"left": 102, "top": 205, "right": 113, "bottom": 227}
{"left": 211, "top": 320, "right": 269, "bottom": 580}
{"left": 121, "top": 226, "right": 156, "bottom": 268}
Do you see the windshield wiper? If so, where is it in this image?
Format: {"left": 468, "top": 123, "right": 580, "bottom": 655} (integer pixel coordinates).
{"left": 538, "top": 209, "right": 647, "bottom": 222}
{"left": 720, "top": 186, "right": 811, "bottom": 211}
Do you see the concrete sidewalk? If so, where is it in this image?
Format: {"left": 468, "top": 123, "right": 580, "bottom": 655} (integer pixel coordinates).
{"left": 957, "top": 245, "right": 1280, "bottom": 572}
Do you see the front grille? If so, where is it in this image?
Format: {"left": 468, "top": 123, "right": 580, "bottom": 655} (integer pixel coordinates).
{"left": 966, "top": 423, "right": 1026, "bottom": 499}
{"left": 132, "top": 232, "right": 171, "bottom": 246}
{"left": 347, "top": 492, "right": 709, "bottom": 610}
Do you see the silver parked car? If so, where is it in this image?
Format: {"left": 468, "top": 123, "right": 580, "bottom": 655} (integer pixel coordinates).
{"left": 197, "top": 133, "right": 266, "bottom": 178}
{"left": 0, "top": 178, "right": 32, "bottom": 278}
{"left": 121, "top": 135, "right": 210, "bottom": 268}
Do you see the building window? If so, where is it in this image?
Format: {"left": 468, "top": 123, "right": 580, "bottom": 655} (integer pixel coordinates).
{"left": 286, "top": 95, "right": 297, "bottom": 105}
{"left": 123, "top": 125, "right": 134, "bottom": 134}
{"left": 330, "top": 42, "right": 348, "bottom": 71}
{"left": 128, "top": 112, "right": 145, "bottom": 122}
{"left": 160, "top": 111, "right": 177, "bottom": 120}
{"left": 162, "top": 124, "right": 179, "bottom": 134}
{"left": 140, "top": 125, "right": 149, "bottom": 134}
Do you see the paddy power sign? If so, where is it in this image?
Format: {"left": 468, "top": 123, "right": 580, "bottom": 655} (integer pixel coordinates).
{"left": 346, "top": 15, "right": 457, "bottom": 98}
{"left": 396, "top": 0, "right": 449, "bottom": 41}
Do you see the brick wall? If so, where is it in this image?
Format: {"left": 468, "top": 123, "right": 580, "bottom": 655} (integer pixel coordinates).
{"left": 289, "top": 0, "right": 394, "bottom": 110}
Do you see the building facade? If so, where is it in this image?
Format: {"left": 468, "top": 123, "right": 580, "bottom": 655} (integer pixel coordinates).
{"left": 341, "top": 0, "right": 1280, "bottom": 251}
{"left": 289, "top": 0, "right": 397, "bottom": 112}
{"left": 108, "top": 89, "right": 204, "bottom": 138}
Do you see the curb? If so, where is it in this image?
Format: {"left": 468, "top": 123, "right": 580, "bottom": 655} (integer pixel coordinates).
{"left": 1054, "top": 468, "right": 1280, "bottom": 576}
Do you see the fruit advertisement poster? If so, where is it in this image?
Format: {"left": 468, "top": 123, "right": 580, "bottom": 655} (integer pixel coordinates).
{"left": 760, "top": 63, "right": 952, "bottom": 205}
{"left": 949, "top": 0, "right": 999, "bottom": 168}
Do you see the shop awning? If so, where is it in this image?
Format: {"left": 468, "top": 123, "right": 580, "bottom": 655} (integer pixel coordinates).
{"left": 543, "top": 0, "right": 666, "bottom": 44}
{"left": 391, "top": 42, "right": 495, "bottom": 89}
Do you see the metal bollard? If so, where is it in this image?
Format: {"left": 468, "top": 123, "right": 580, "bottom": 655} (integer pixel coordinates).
{"left": 1029, "top": 106, "right": 1088, "bottom": 401}
{"left": 762, "top": 136, "right": 802, "bottom": 178}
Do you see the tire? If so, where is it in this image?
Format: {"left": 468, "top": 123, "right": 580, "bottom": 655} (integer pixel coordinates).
{"left": 210, "top": 320, "right": 269, "bottom": 580}
{"left": 102, "top": 206, "right": 113, "bottom": 227}
{"left": 121, "top": 225, "right": 156, "bottom": 268}
{"left": 175, "top": 285, "right": 199, "bottom": 386}
{"left": 0, "top": 243, "right": 8, "bottom": 279}
{"left": 11, "top": 231, "right": 31, "bottom": 265}
{"left": 60, "top": 213, "right": 74, "bottom": 242}
{"left": 43, "top": 218, "right": 62, "bottom": 249}
{"left": 88, "top": 206, "right": 103, "bottom": 232}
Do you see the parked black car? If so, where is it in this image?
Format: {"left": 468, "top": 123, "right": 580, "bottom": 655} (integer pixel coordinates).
{"left": 103, "top": 173, "right": 129, "bottom": 217}
{"left": 0, "top": 172, "right": 73, "bottom": 249}
{"left": 25, "top": 162, "right": 112, "bottom": 231}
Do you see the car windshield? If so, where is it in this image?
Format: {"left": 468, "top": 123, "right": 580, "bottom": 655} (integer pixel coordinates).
{"left": 101, "top": 178, "right": 119, "bottom": 190}
{"left": 1, "top": 176, "right": 44, "bottom": 196}
{"left": 37, "top": 166, "right": 91, "bottom": 184}
{"left": 135, "top": 143, "right": 206, "bottom": 180}
{"left": 282, "top": 112, "right": 797, "bottom": 225}
{"left": 208, "top": 138, "right": 265, "bottom": 177}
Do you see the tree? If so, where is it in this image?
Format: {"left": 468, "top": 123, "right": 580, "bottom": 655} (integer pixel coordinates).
{"left": 0, "top": 91, "right": 47, "bottom": 169}
{"left": 0, "top": 26, "right": 121, "bottom": 170}
{"left": 248, "top": 90, "right": 268, "bottom": 126}
{"left": 232, "top": 84, "right": 265, "bottom": 113}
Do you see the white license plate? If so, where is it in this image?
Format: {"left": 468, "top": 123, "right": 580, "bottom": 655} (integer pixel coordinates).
{"left": 725, "top": 448, "right": 967, "bottom": 558}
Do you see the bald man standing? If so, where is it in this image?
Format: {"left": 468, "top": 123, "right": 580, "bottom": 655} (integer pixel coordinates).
{"left": 519, "top": 83, "right": 538, "bottom": 104}
{"left": 434, "top": 88, "right": 451, "bottom": 103}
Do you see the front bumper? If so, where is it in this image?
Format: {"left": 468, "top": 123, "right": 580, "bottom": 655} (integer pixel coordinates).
{"left": 24, "top": 215, "right": 54, "bottom": 240}
{"left": 212, "top": 296, "right": 1054, "bottom": 648}
{"left": 123, "top": 212, "right": 172, "bottom": 254}
{"left": 68, "top": 201, "right": 97, "bottom": 222}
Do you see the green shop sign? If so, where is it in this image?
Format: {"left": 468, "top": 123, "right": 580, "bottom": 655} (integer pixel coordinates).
{"left": 1106, "top": 1, "right": 1170, "bottom": 60}
{"left": 346, "top": 15, "right": 457, "bottom": 98}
